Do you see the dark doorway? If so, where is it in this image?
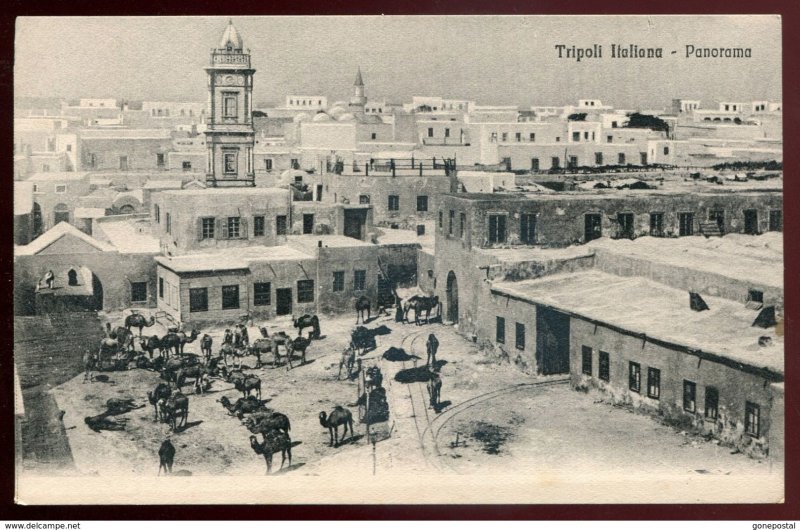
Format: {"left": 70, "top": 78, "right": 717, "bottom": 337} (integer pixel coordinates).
{"left": 276, "top": 288, "right": 292, "bottom": 316}
{"left": 343, "top": 208, "right": 367, "bottom": 240}
{"left": 90, "top": 273, "right": 103, "bottom": 311}
{"left": 67, "top": 269, "right": 78, "bottom": 286}
{"left": 303, "top": 214, "right": 314, "bottom": 235}
{"left": 744, "top": 209, "right": 759, "bottom": 235}
{"left": 584, "top": 213, "right": 602, "bottom": 242}
{"left": 446, "top": 271, "right": 458, "bottom": 323}
{"left": 536, "top": 306, "right": 570, "bottom": 375}
{"left": 54, "top": 204, "right": 69, "bottom": 225}
{"left": 617, "top": 213, "right": 634, "bottom": 239}
{"left": 316, "top": 184, "right": 323, "bottom": 202}
{"left": 709, "top": 210, "right": 725, "bottom": 233}
{"left": 32, "top": 202, "right": 43, "bottom": 237}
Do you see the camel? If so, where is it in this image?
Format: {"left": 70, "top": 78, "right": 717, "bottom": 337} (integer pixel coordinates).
{"left": 176, "top": 365, "right": 210, "bottom": 394}
{"left": 159, "top": 392, "right": 189, "bottom": 432}
{"left": 204, "top": 356, "right": 225, "bottom": 377}
{"left": 148, "top": 382, "right": 172, "bottom": 421}
{"left": 83, "top": 350, "right": 97, "bottom": 383}
{"left": 248, "top": 339, "right": 274, "bottom": 369}
{"left": 139, "top": 335, "right": 163, "bottom": 360}
{"left": 404, "top": 295, "right": 441, "bottom": 326}
{"left": 104, "top": 398, "right": 143, "bottom": 415}
{"left": 288, "top": 336, "right": 312, "bottom": 368}
{"left": 125, "top": 314, "right": 156, "bottom": 337}
{"left": 218, "top": 395, "right": 264, "bottom": 417}
{"left": 160, "top": 329, "right": 200, "bottom": 356}
{"left": 319, "top": 406, "right": 355, "bottom": 447}
{"left": 249, "top": 432, "right": 292, "bottom": 474}
{"left": 221, "top": 367, "right": 246, "bottom": 385}
{"left": 350, "top": 326, "right": 376, "bottom": 356}
{"left": 158, "top": 439, "right": 175, "bottom": 475}
{"left": 234, "top": 374, "right": 262, "bottom": 400}
{"left": 355, "top": 295, "right": 371, "bottom": 325}
{"left": 269, "top": 332, "right": 293, "bottom": 369}
{"left": 106, "top": 323, "right": 135, "bottom": 352}
{"left": 85, "top": 413, "right": 128, "bottom": 432}
{"left": 200, "top": 334, "right": 213, "bottom": 361}
{"left": 293, "top": 314, "right": 321, "bottom": 339}
{"left": 337, "top": 346, "right": 356, "bottom": 380}
{"left": 244, "top": 411, "right": 291, "bottom": 435}
{"left": 160, "top": 356, "right": 189, "bottom": 384}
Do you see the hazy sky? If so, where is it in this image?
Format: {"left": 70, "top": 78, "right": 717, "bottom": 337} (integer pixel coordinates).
{"left": 15, "top": 15, "right": 782, "bottom": 109}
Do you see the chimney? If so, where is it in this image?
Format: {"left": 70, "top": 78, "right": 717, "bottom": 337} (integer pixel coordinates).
{"left": 689, "top": 292, "right": 709, "bottom": 312}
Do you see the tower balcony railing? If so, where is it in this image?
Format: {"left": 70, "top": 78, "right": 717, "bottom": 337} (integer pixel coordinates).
{"left": 210, "top": 50, "right": 251, "bottom": 67}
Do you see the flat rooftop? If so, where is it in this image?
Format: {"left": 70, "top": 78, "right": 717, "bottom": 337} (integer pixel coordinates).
{"left": 157, "top": 187, "right": 289, "bottom": 198}
{"left": 93, "top": 218, "right": 160, "bottom": 254}
{"left": 155, "top": 244, "right": 312, "bottom": 273}
{"left": 588, "top": 233, "right": 783, "bottom": 289}
{"left": 375, "top": 222, "right": 434, "bottom": 253}
{"left": 491, "top": 270, "right": 783, "bottom": 377}
{"left": 477, "top": 244, "right": 594, "bottom": 264}
{"left": 288, "top": 234, "right": 375, "bottom": 250}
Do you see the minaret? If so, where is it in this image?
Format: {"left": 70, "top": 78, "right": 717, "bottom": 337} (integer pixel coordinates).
{"left": 204, "top": 20, "right": 256, "bottom": 187}
{"left": 349, "top": 67, "right": 367, "bottom": 110}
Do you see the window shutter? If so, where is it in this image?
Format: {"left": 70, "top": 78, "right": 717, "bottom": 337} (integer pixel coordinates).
{"left": 240, "top": 217, "right": 248, "bottom": 239}
{"left": 220, "top": 218, "right": 229, "bottom": 239}
{"left": 197, "top": 218, "right": 203, "bottom": 241}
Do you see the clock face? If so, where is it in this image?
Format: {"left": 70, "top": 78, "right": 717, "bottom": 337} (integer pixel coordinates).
{"left": 215, "top": 74, "right": 244, "bottom": 85}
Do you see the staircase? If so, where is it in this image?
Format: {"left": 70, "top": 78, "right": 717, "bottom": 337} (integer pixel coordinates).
{"left": 699, "top": 221, "right": 723, "bottom": 238}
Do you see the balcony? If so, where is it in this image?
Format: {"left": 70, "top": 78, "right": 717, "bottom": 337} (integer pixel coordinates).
{"left": 210, "top": 50, "right": 251, "bottom": 68}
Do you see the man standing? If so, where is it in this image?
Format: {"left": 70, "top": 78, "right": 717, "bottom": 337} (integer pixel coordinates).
{"left": 43, "top": 270, "right": 55, "bottom": 289}
{"left": 426, "top": 333, "right": 440, "bottom": 367}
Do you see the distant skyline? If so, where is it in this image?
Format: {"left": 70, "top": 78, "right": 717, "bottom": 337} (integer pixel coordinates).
{"left": 15, "top": 16, "right": 782, "bottom": 110}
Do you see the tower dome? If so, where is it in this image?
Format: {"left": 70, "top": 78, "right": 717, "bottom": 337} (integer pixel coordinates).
{"left": 219, "top": 20, "right": 243, "bottom": 50}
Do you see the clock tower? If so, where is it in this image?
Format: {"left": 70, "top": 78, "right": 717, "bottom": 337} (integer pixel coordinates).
{"left": 204, "top": 20, "right": 256, "bottom": 187}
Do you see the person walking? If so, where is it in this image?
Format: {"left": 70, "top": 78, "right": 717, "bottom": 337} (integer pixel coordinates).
{"left": 426, "top": 333, "right": 440, "bottom": 367}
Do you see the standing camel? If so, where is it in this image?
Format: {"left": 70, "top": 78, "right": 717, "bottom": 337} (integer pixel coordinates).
{"left": 125, "top": 314, "right": 156, "bottom": 337}
{"left": 161, "top": 329, "right": 200, "bottom": 356}
{"left": 319, "top": 406, "right": 355, "bottom": 447}
{"left": 404, "top": 295, "right": 441, "bottom": 326}
{"left": 139, "top": 335, "right": 163, "bottom": 360}
{"left": 159, "top": 392, "right": 189, "bottom": 432}
{"left": 158, "top": 438, "right": 175, "bottom": 475}
{"left": 106, "top": 323, "right": 135, "bottom": 352}
{"left": 200, "top": 334, "right": 213, "bottom": 361}
{"left": 293, "top": 314, "right": 321, "bottom": 339}
{"left": 355, "top": 295, "right": 371, "bottom": 325}
{"left": 249, "top": 432, "right": 292, "bottom": 474}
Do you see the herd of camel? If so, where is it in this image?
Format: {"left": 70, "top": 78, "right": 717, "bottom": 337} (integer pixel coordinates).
{"left": 80, "top": 293, "right": 441, "bottom": 475}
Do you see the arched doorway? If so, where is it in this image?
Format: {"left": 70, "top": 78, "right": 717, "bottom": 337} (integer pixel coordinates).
{"left": 67, "top": 269, "right": 78, "bottom": 286}
{"left": 446, "top": 271, "right": 458, "bottom": 324}
{"left": 32, "top": 202, "right": 43, "bottom": 237}
{"left": 54, "top": 203, "right": 70, "bottom": 225}
{"left": 90, "top": 273, "right": 104, "bottom": 311}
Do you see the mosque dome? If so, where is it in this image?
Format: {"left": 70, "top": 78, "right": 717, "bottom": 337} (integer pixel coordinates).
{"left": 312, "top": 112, "right": 332, "bottom": 122}
{"left": 219, "top": 20, "right": 243, "bottom": 50}
{"left": 338, "top": 113, "right": 356, "bottom": 122}
{"left": 293, "top": 113, "right": 311, "bottom": 123}
{"left": 328, "top": 106, "right": 346, "bottom": 119}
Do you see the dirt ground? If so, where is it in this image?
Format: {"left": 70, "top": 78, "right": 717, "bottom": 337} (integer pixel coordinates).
{"left": 40, "top": 311, "right": 780, "bottom": 481}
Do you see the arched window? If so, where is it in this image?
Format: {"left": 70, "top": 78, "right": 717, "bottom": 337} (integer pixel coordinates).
{"left": 68, "top": 269, "right": 78, "bottom": 286}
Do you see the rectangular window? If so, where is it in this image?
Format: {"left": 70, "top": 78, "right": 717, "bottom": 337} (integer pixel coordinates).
{"left": 520, "top": 213, "right": 537, "bottom": 244}
{"left": 195, "top": 217, "right": 212, "bottom": 240}
{"left": 119, "top": 156, "right": 128, "bottom": 171}
{"left": 769, "top": 210, "right": 782, "bottom": 232}
{"left": 607, "top": 135, "right": 613, "bottom": 143}
{"left": 428, "top": 127, "right": 434, "bottom": 138}
{"left": 265, "top": 159, "right": 273, "bottom": 170}
{"left": 629, "top": 362, "right": 641, "bottom": 392}
{"left": 488, "top": 214, "right": 507, "bottom": 243}
{"left": 445, "top": 128, "right": 450, "bottom": 138}
{"left": 501, "top": 132, "right": 508, "bottom": 142}
{"left": 448, "top": 210, "right": 455, "bottom": 236}
{"left": 679, "top": 213, "right": 694, "bottom": 236}
{"left": 748, "top": 289, "right": 764, "bottom": 304}
{"left": 333, "top": 271, "right": 345, "bottom": 292}
{"left": 529, "top": 133, "right": 535, "bottom": 141}
{"left": 599, "top": 351, "right": 610, "bottom": 382}
{"left": 297, "top": 280, "right": 315, "bottom": 303}
{"left": 572, "top": 132, "right": 580, "bottom": 142}
{"left": 515, "top": 132, "right": 521, "bottom": 142}
{"left": 388, "top": 195, "right": 400, "bottom": 211}
{"left": 704, "top": 387, "right": 719, "bottom": 420}
{"left": 584, "top": 131, "right": 589, "bottom": 140}
{"left": 154, "top": 204, "right": 160, "bottom": 223}
{"left": 568, "top": 156, "right": 578, "bottom": 168}
{"left": 649, "top": 212, "right": 664, "bottom": 236}
{"left": 253, "top": 216, "right": 265, "bottom": 237}
{"left": 359, "top": 195, "right": 370, "bottom": 205}
{"left": 531, "top": 158, "right": 539, "bottom": 171}
{"left": 223, "top": 93, "right": 238, "bottom": 119}
{"left": 224, "top": 152, "right": 237, "bottom": 174}
{"left": 131, "top": 282, "right": 147, "bottom": 303}
{"left": 640, "top": 152, "right": 648, "bottom": 165}
{"left": 617, "top": 213, "right": 634, "bottom": 239}
{"left": 182, "top": 161, "right": 192, "bottom": 171}
{"left": 221, "top": 285, "right": 240, "bottom": 310}
{"left": 595, "top": 152, "right": 603, "bottom": 165}
{"left": 683, "top": 380, "right": 697, "bottom": 413}
{"left": 157, "top": 153, "right": 166, "bottom": 168}
{"left": 417, "top": 195, "right": 428, "bottom": 212}
{"left": 496, "top": 316, "right": 505, "bottom": 344}
{"left": 371, "top": 133, "right": 377, "bottom": 140}
{"left": 158, "top": 277, "right": 164, "bottom": 299}
{"left": 254, "top": 282, "right": 271, "bottom": 306}
{"left": 515, "top": 322, "right": 525, "bottom": 350}
{"left": 581, "top": 346, "right": 592, "bottom": 376}
{"left": 189, "top": 288, "right": 208, "bottom": 312}
{"left": 276, "top": 215, "right": 287, "bottom": 235}
{"left": 438, "top": 211, "right": 443, "bottom": 230}
{"left": 354, "top": 270, "right": 366, "bottom": 291}
{"left": 618, "top": 153, "right": 626, "bottom": 165}
{"left": 663, "top": 146, "right": 670, "bottom": 156}
{"left": 647, "top": 367, "right": 661, "bottom": 399}
{"left": 745, "top": 402, "right": 760, "bottom": 437}
{"left": 291, "top": 158, "right": 299, "bottom": 169}
{"left": 165, "top": 213, "right": 171, "bottom": 234}
{"left": 227, "top": 217, "right": 241, "bottom": 239}
{"left": 460, "top": 212, "right": 466, "bottom": 239}
{"left": 551, "top": 157, "right": 560, "bottom": 169}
